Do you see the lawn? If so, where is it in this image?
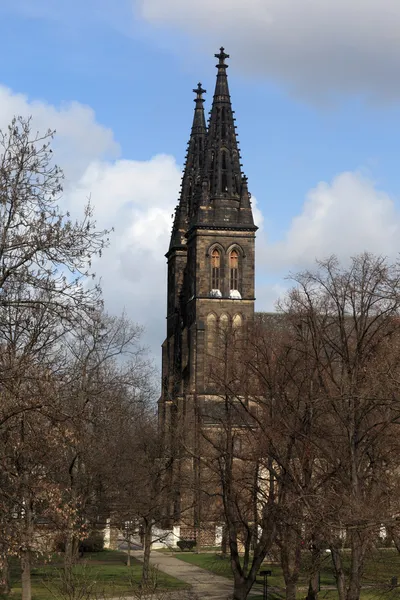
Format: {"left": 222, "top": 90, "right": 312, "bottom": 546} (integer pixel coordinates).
{"left": 2, "top": 550, "right": 187, "bottom": 600}
{"left": 173, "top": 548, "right": 400, "bottom": 600}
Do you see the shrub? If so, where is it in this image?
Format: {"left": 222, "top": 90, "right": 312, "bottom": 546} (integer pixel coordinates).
{"left": 53, "top": 533, "right": 66, "bottom": 553}
{"left": 177, "top": 539, "right": 196, "bottom": 552}
{"left": 79, "top": 532, "right": 104, "bottom": 553}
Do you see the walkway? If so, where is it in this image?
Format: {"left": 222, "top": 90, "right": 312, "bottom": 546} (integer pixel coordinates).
{"left": 130, "top": 549, "right": 264, "bottom": 600}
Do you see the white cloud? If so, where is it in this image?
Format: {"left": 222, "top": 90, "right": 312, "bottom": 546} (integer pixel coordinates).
{"left": 255, "top": 281, "right": 288, "bottom": 313}
{"left": 136, "top": 0, "right": 400, "bottom": 101}
{"left": 0, "top": 86, "right": 119, "bottom": 182}
{"left": 262, "top": 171, "right": 400, "bottom": 271}
{"left": 251, "top": 194, "right": 263, "bottom": 230}
{"left": 0, "top": 85, "right": 180, "bottom": 361}
{"left": 67, "top": 155, "right": 181, "bottom": 359}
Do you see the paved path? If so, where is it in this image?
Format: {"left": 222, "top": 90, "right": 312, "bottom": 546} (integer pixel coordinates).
{"left": 130, "top": 550, "right": 264, "bottom": 600}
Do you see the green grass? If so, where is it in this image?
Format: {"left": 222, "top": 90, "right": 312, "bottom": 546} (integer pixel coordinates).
{"left": 2, "top": 550, "right": 187, "bottom": 600}
{"left": 173, "top": 548, "right": 400, "bottom": 599}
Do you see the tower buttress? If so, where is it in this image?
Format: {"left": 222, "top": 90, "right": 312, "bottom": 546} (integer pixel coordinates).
{"left": 162, "top": 83, "right": 207, "bottom": 407}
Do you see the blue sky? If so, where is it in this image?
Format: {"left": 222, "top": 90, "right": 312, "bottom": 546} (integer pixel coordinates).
{"left": 2, "top": 0, "right": 400, "bottom": 362}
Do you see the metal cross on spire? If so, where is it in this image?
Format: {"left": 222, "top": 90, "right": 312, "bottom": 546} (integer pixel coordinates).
{"left": 215, "top": 47, "right": 229, "bottom": 67}
{"left": 193, "top": 82, "right": 206, "bottom": 101}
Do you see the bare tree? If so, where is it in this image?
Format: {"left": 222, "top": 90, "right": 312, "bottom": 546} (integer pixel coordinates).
{"left": 0, "top": 115, "right": 110, "bottom": 600}
{"left": 197, "top": 253, "right": 400, "bottom": 600}
{"left": 105, "top": 401, "right": 171, "bottom": 585}
{"left": 188, "top": 323, "right": 279, "bottom": 600}
{"left": 265, "top": 253, "right": 400, "bottom": 600}
{"left": 0, "top": 116, "right": 109, "bottom": 321}
{"left": 54, "top": 312, "right": 153, "bottom": 578}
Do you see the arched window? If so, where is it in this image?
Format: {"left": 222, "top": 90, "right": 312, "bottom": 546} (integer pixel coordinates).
{"left": 206, "top": 313, "right": 217, "bottom": 357}
{"left": 229, "top": 250, "right": 239, "bottom": 290}
{"left": 219, "top": 313, "right": 229, "bottom": 330}
{"left": 211, "top": 249, "right": 220, "bottom": 290}
{"left": 221, "top": 107, "right": 227, "bottom": 138}
{"left": 221, "top": 173, "right": 228, "bottom": 192}
{"left": 221, "top": 150, "right": 228, "bottom": 192}
{"left": 232, "top": 314, "right": 242, "bottom": 329}
{"left": 206, "top": 313, "right": 217, "bottom": 385}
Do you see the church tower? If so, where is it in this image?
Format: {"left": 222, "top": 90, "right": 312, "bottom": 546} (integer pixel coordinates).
{"left": 160, "top": 49, "right": 257, "bottom": 534}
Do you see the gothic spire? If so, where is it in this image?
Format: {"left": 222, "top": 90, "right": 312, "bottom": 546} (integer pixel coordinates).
{"left": 193, "top": 48, "right": 255, "bottom": 228}
{"left": 168, "top": 83, "right": 207, "bottom": 253}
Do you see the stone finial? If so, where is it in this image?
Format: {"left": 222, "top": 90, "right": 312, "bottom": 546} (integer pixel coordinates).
{"left": 193, "top": 82, "right": 206, "bottom": 101}
{"left": 215, "top": 47, "right": 229, "bottom": 67}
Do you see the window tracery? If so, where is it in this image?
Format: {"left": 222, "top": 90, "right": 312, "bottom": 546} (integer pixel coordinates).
{"left": 211, "top": 248, "right": 221, "bottom": 290}
{"left": 229, "top": 249, "right": 239, "bottom": 291}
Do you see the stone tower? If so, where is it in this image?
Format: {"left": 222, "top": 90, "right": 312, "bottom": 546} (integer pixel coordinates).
{"left": 159, "top": 49, "right": 257, "bottom": 534}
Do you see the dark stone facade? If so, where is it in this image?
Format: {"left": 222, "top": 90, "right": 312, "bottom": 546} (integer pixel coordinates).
{"left": 159, "top": 49, "right": 257, "bottom": 537}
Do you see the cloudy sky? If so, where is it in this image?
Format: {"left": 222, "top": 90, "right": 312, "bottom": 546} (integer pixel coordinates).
{"left": 2, "top": 0, "right": 400, "bottom": 365}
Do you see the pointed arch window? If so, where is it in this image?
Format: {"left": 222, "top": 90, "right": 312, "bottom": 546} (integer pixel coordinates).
{"left": 211, "top": 249, "right": 220, "bottom": 290}
{"left": 222, "top": 152, "right": 227, "bottom": 170}
{"left": 221, "top": 107, "right": 227, "bottom": 138}
{"left": 221, "top": 150, "right": 229, "bottom": 193}
{"left": 219, "top": 313, "right": 229, "bottom": 330}
{"left": 232, "top": 314, "right": 242, "bottom": 329}
{"left": 206, "top": 313, "right": 217, "bottom": 358}
{"left": 229, "top": 249, "right": 239, "bottom": 290}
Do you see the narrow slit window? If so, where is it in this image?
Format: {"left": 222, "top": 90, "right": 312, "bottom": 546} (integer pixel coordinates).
{"left": 211, "top": 249, "right": 220, "bottom": 290}
{"left": 230, "top": 250, "right": 239, "bottom": 290}
{"left": 221, "top": 172, "right": 228, "bottom": 192}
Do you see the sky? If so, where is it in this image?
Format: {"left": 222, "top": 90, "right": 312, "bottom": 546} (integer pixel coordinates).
{"left": 2, "top": 0, "right": 400, "bottom": 367}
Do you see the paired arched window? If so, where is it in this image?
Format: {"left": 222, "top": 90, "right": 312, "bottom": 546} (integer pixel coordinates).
{"left": 229, "top": 249, "right": 239, "bottom": 290}
{"left": 209, "top": 246, "right": 242, "bottom": 296}
{"left": 211, "top": 249, "right": 220, "bottom": 290}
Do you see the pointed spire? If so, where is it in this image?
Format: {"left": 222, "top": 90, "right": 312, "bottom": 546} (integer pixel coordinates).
{"left": 214, "top": 47, "right": 230, "bottom": 98}
{"left": 192, "top": 82, "right": 207, "bottom": 134}
{"left": 192, "top": 48, "right": 255, "bottom": 229}
{"left": 168, "top": 83, "right": 207, "bottom": 253}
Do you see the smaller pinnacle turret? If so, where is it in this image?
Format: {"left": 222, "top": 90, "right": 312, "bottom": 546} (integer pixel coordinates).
{"left": 168, "top": 83, "right": 207, "bottom": 253}
{"left": 191, "top": 82, "right": 207, "bottom": 137}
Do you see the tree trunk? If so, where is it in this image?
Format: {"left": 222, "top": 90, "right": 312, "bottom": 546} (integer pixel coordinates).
{"left": 285, "top": 581, "right": 297, "bottom": 600}
{"left": 221, "top": 526, "right": 228, "bottom": 556}
{"left": 330, "top": 547, "right": 346, "bottom": 600}
{"left": 21, "top": 550, "right": 32, "bottom": 600}
{"left": 347, "top": 533, "right": 363, "bottom": 600}
{"left": 280, "top": 527, "right": 301, "bottom": 600}
{"left": 232, "top": 578, "right": 252, "bottom": 600}
{"left": 0, "top": 554, "right": 10, "bottom": 595}
{"left": 306, "top": 545, "right": 321, "bottom": 600}
{"left": 64, "top": 530, "right": 79, "bottom": 590}
{"left": 21, "top": 484, "right": 33, "bottom": 600}
{"left": 306, "top": 572, "right": 319, "bottom": 600}
{"left": 65, "top": 531, "right": 79, "bottom": 564}
{"left": 388, "top": 527, "right": 400, "bottom": 553}
{"left": 127, "top": 537, "right": 131, "bottom": 567}
{"left": 141, "top": 519, "right": 152, "bottom": 585}
{"left": 64, "top": 532, "right": 79, "bottom": 572}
